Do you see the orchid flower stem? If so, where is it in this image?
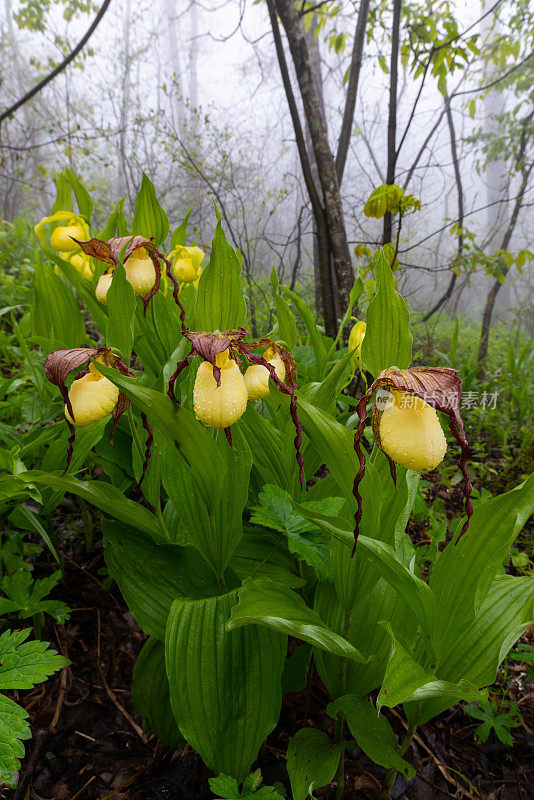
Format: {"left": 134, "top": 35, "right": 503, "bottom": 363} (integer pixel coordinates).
{"left": 127, "top": 406, "right": 145, "bottom": 465}
{"left": 335, "top": 612, "right": 351, "bottom": 800}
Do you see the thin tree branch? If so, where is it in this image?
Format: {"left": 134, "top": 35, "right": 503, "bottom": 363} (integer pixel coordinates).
{"left": 0, "top": 0, "right": 113, "bottom": 128}
{"left": 423, "top": 94, "right": 464, "bottom": 321}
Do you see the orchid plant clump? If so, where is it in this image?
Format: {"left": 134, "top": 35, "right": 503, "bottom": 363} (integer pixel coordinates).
{"left": 21, "top": 169, "right": 533, "bottom": 800}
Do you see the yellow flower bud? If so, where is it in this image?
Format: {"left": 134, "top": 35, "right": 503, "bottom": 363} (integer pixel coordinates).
{"left": 244, "top": 351, "right": 286, "bottom": 400}
{"left": 65, "top": 362, "right": 119, "bottom": 427}
{"left": 193, "top": 349, "right": 248, "bottom": 429}
{"left": 50, "top": 222, "right": 86, "bottom": 253}
{"left": 378, "top": 390, "right": 447, "bottom": 472}
{"left": 173, "top": 256, "right": 197, "bottom": 283}
{"left": 348, "top": 321, "right": 366, "bottom": 357}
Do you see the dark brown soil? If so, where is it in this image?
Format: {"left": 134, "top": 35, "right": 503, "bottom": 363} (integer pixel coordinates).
{"left": 3, "top": 517, "right": 534, "bottom": 800}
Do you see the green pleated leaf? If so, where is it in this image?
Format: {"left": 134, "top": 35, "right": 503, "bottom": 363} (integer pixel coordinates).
{"left": 274, "top": 293, "right": 297, "bottom": 350}
{"left": 170, "top": 208, "right": 192, "bottom": 249}
{"left": 166, "top": 590, "right": 286, "bottom": 781}
{"left": 412, "top": 575, "right": 534, "bottom": 725}
{"left": 195, "top": 220, "right": 246, "bottom": 332}
{"left": 361, "top": 249, "right": 412, "bottom": 376}
{"left": 103, "top": 520, "right": 219, "bottom": 640}
{"left": 21, "top": 471, "right": 161, "bottom": 540}
{"left": 132, "top": 637, "right": 184, "bottom": 749}
{"left": 293, "top": 506, "right": 435, "bottom": 637}
{"left": 132, "top": 171, "right": 169, "bottom": 246}
{"left": 105, "top": 258, "right": 136, "bottom": 361}
{"left": 286, "top": 728, "right": 343, "bottom": 800}
{"left": 98, "top": 198, "right": 127, "bottom": 240}
{"left": 64, "top": 167, "right": 93, "bottom": 220}
{"left": 43, "top": 247, "right": 109, "bottom": 333}
{"left": 52, "top": 172, "right": 73, "bottom": 213}
{"left": 376, "top": 622, "right": 484, "bottom": 714}
{"left": 280, "top": 286, "right": 327, "bottom": 377}
{"left": 89, "top": 366, "right": 225, "bottom": 509}
{"left": 235, "top": 407, "right": 287, "bottom": 490}
{"left": 328, "top": 695, "right": 415, "bottom": 778}
{"left": 430, "top": 474, "right": 534, "bottom": 660}
{"left": 31, "top": 262, "right": 86, "bottom": 350}
{"left": 228, "top": 577, "right": 367, "bottom": 661}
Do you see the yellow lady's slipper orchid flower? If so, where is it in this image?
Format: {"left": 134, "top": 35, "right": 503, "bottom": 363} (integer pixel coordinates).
{"left": 171, "top": 245, "right": 205, "bottom": 283}
{"left": 65, "top": 362, "right": 119, "bottom": 427}
{"left": 193, "top": 348, "right": 248, "bottom": 429}
{"left": 174, "top": 256, "right": 198, "bottom": 283}
{"left": 124, "top": 247, "right": 156, "bottom": 295}
{"left": 244, "top": 347, "right": 286, "bottom": 400}
{"left": 352, "top": 366, "right": 473, "bottom": 553}
{"left": 377, "top": 389, "right": 447, "bottom": 472}
{"left": 50, "top": 220, "right": 87, "bottom": 253}
{"left": 95, "top": 247, "right": 156, "bottom": 304}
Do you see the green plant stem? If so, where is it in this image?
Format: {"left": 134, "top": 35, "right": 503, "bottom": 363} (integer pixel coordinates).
{"left": 335, "top": 612, "right": 351, "bottom": 800}
{"left": 127, "top": 406, "right": 145, "bottom": 465}
{"left": 127, "top": 407, "right": 170, "bottom": 542}
{"left": 380, "top": 725, "right": 416, "bottom": 799}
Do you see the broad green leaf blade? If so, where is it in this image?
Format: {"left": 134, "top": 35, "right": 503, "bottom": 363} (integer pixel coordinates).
{"left": 0, "top": 693, "right": 30, "bottom": 790}
{"left": 21, "top": 471, "right": 162, "bottom": 541}
{"left": 376, "top": 622, "right": 484, "bottom": 714}
{"left": 280, "top": 286, "right": 327, "bottom": 377}
{"left": 171, "top": 208, "right": 192, "bottom": 249}
{"left": 132, "top": 171, "right": 169, "bottom": 246}
{"left": 166, "top": 591, "right": 286, "bottom": 781}
{"left": 430, "top": 474, "right": 534, "bottom": 660}
{"left": 89, "top": 366, "right": 225, "bottom": 509}
{"left": 103, "top": 520, "right": 219, "bottom": 640}
{"left": 227, "top": 577, "right": 368, "bottom": 661}
{"left": 64, "top": 167, "right": 93, "bottom": 220}
{"left": 328, "top": 695, "right": 415, "bottom": 778}
{"left": 235, "top": 407, "right": 287, "bottom": 490}
{"left": 413, "top": 575, "right": 534, "bottom": 725}
{"left": 106, "top": 258, "right": 136, "bottom": 362}
{"left": 42, "top": 246, "right": 109, "bottom": 333}
{"left": 274, "top": 293, "right": 297, "bottom": 350}
{"left": 0, "top": 629, "right": 68, "bottom": 690}
{"left": 282, "top": 644, "right": 312, "bottom": 694}
{"left": 293, "top": 507, "right": 435, "bottom": 637}
{"left": 195, "top": 220, "right": 246, "bottom": 332}
{"left": 286, "top": 728, "right": 343, "bottom": 800}
{"left": 361, "top": 249, "right": 412, "bottom": 376}
{"left": 132, "top": 637, "right": 184, "bottom": 749}
{"left": 31, "top": 262, "right": 85, "bottom": 350}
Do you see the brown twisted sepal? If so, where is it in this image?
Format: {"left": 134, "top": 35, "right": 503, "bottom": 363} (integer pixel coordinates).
{"left": 352, "top": 366, "right": 472, "bottom": 557}
{"left": 73, "top": 235, "right": 167, "bottom": 316}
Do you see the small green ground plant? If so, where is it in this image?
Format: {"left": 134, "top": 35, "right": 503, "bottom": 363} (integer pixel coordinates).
{"left": 4, "top": 168, "right": 533, "bottom": 796}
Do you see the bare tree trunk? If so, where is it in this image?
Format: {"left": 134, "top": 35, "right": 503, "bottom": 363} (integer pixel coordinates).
{"left": 335, "top": 0, "right": 370, "bottom": 184}
{"left": 382, "top": 0, "right": 402, "bottom": 245}
{"left": 267, "top": 0, "right": 337, "bottom": 337}
{"left": 274, "top": 0, "right": 354, "bottom": 317}
{"left": 305, "top": 18, "right": 340, "bottom": 326}
{"left": 423, "top": 94, "right": 464, "bottom": 321}
{"left": 189, "top": 0, "right": 199, "bottom": 109}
